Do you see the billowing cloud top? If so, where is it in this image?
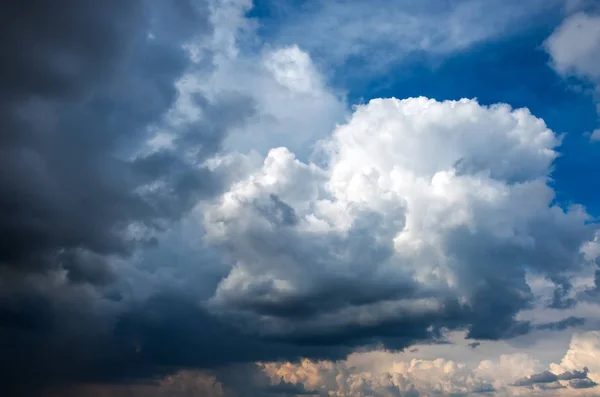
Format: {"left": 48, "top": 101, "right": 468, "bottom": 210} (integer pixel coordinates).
{"left": 205, "top": 97, "right": 591, "bottom": 344}
{"left": 1, "top": 0, "right": 600, "bottom": 397}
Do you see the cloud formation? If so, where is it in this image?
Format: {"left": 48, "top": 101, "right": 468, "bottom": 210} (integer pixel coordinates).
{"left": 205, "top": 97, "right": 594, "bottom": 344}
{"left": 261, "top": 331, "right": 600, "bottom": 397}
{"left": 254, "top": 0, "right": 564, "bottom": 74}
{"left": 0, "top": 0, "right": 346, "bottom": 394}
{"left": 545, "top": 10, "right": 600, "bottom": 139}
{"left": 2, "top": 1, "right": 600, "bottom": 396}
{"left": 0, "top": 0, "right": 255, "bottom": 394}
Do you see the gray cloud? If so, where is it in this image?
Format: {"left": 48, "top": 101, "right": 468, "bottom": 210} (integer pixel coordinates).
{"left": 0, "top": 1, "right": 257, "bottom": 395}
{"left": 513, "top": 371, "right": 559, "bottom": 386}
{"left": 0, "top": 0, "right": 223, "bottom": 279}
{"left": 548, "top": 276, "right": 577, "bottom": 309}
{"left": 580, "top": 268, "right": 600, "bottom": 301}
{"left": 536, "top": 317, "right": 586, "bottom": 332}
{"left": 569, "top": 378, "right": 599, "bottom": 389}
{"left": 556, "top": 367, "right": 590, "bottom": 381}
{"left": 513, "top": 367, "right": 596, "bottom": 390}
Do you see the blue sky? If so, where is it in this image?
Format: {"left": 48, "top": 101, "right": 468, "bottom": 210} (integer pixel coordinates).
{"left": 249, "top": 0, "right": 600, "bottom": 215}
{"left": 360, "top": 29, "right": 600, "bottom": 215}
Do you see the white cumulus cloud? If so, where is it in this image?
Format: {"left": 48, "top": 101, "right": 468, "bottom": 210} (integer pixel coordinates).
{"left": 202, "top": 96, "right": 595, "bottom": 342}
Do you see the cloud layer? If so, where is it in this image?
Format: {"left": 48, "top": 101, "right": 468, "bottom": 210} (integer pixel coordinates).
{"left": 261, "top": 331, "right": 600, "bottom": 397}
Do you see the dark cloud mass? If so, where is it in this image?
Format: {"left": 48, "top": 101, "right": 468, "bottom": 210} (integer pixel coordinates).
{"left": 0, "top": 0, "right": 252, "bottom": 395}
{"left": 0, "top": 1, "right": 350, "bottom": 395}
{"left": 0, "top": 0, "right": 216, "bottom": 276}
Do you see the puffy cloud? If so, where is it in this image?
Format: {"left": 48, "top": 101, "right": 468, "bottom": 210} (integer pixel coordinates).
{"left": 261, "top": 331, "right": 600, "bottom": 396}
{"left": 261, "top": 355, "right": 505, "bottom": 397}
{"left": 204, "top": 97, "right": 594, "bottom": 344}
{"left": 545, "top": 11, "right": 600, "bottom": 137}
{"left": 552, "top": 331, "right": 600, "bottom": 383}
{"left": 545, "top": 12, "right": 600, "bottom": 82}
{"left": 202, "top": 43, "right": 347, "bottom": 157}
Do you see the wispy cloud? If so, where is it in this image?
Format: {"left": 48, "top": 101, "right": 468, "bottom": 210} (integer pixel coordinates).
{"left": 256, "top": 0, "right": 564, "bottom": 72}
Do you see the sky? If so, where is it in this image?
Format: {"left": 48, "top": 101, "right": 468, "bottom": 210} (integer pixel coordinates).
{"left": 2, "top": 0, "right": 600, "bottom": 396}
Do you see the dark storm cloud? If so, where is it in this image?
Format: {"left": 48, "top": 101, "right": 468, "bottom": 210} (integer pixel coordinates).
{"left": 440, "top": 219, "right": 590, "bottom": 341}
{"left": 0, "top": 0, "right": 258, "bottom": 395}
{"left": 2, "top": 289, "right": 352, "bottom": 396}
{"left": 1, "top": 0, "right": 142, "bottom": 101}
{"left": 109, "top": 293, "right": 350, "bottom": 377}
{"left": 0, "top": 0, "right": 235, "bottom": 279}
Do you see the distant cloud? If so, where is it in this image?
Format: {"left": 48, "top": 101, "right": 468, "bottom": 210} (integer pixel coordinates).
{"left": 545, "top": 11, "right": 600, "bottom": 139}
{"left": 536, "top": 317, "right": 586, "bottom": 332}
{"left": 514, "top": 370, "right": 559, "bottom": 386}
{"left": 255, "top": 0, "right": 564, "bottom": 74}
{"left": 260, "top": 331, "right": 600, "bottom": 397}
{"left": 545, "top": 12, "right": 600, "bottom": 81}
{"left": 513, "top": 367, "right": 597, "bottom": 391}
{"left": 570, "top": 378, "right": 598, "bottom": 389}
